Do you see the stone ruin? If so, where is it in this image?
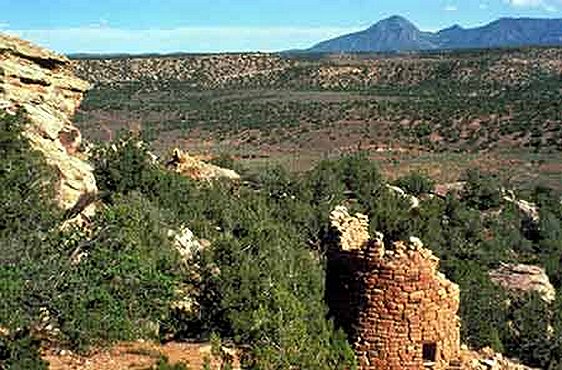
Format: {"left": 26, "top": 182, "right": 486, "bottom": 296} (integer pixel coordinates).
{"left": 327, "top": 206, "right": 461, "bottom": 370}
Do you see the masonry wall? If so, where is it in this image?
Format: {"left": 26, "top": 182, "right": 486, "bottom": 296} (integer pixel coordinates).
{"left": 326, "top": 220, "right": 460, "bottom": 370}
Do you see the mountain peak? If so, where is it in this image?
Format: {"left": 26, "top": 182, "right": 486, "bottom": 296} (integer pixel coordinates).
{"left": 448, "top": 24, "right": 464, "bottom": 31}
{"left": 369, "top": 15, "right": 417, "bottom": 30}
{"left": 383, "top": 15, "right": 410, "bottom": 23}
{"left": 438, "top": 24, "right": 464, "bottom": 35}
{"left": 308, "top": 16, "right": 562, "bottom": 53}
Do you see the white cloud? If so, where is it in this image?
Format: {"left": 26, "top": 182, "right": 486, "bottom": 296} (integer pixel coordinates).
{"left": 507, "top": 0, "right": 544, "bottom": 6}
{"left": 479, "top": 3, "right": 489, "bottom": 9}
{"left": 505, "top": 0, "right": 560, "bottom": 11}
{"left": 6, "top": 25, "right": 359, "bottom": 54}
{"left": 444, "top": 4, "right": 458, "bottom": 11}
{"left": 0, "top": 22, "right": 9, "bottom": 29}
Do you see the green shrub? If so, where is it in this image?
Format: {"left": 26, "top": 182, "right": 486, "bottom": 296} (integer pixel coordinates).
{"left": 92, "top": 133, "right": 158, "bottom": 194}
{"left": 394, "top": 172, "right": 435, "bottom": 196}
{"left": 0, "top": 112, "right": 60, "bottom": 368}
{"left": 443, "top": 260, "right": 509, "bottom": 352}
{"left": 461, "top": 169, "right": 502, "bottom": 210}
{"left": 147, "top": 356, "right": 189, "bottom": 370}
{"left": 0, "top": 112, "right": 61, "bottom": 263}
{"left": 506, "top": 294, "right": 555, "bottom": 368}
{"left": 0, "top": 330, "right": 48, "bottom": 370}
{"left": 51, "top": 194, "right": 185, "bottom": 349}
{"left": 0, "top": 118, "right": 187, "bottom": 351}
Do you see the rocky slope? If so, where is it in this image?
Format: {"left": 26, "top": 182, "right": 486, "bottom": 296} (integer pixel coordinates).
{"left": 72, "top": 48, "right": 562, "bottom": 89}
{"left": 0, "top": 33, "right": 97, "bottom": 218}
{"left": 72, "top": 53, "right": 293, "bottom": 87}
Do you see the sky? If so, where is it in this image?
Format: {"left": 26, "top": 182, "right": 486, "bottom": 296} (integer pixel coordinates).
{"left": 1, "top": 0, "right": 561, "bottom": 54}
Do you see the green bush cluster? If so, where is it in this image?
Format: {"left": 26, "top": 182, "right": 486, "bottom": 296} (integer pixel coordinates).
{"left": 394, "top": 172, "right": 435, "bottom": 196}
{"left": 91, "top": 135, "right": 357, "bottom": 369}
{"left": 0, "top": 119, "right": 187, "bottom": 367}
{"left": 0, "top": 330, "right": 47, "bottom": 370}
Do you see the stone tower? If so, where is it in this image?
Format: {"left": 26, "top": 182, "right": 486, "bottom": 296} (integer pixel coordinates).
{"left": 326, "top": 206, "right": 461, "bottom": 370}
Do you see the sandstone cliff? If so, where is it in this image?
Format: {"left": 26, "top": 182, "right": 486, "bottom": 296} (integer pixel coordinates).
{"left": 0, "top": 34, "right": 97, "bottom": 218}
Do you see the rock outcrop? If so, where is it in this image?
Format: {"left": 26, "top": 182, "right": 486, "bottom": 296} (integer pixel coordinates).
{"left": 460, "top": 346, "right": 538, "bottom": 370}
{"left": 489, "top": 263, "right": 556, "bottom": 303}
{"left": 0, "top": 34, "right": 97, "bottom": 218}
{"left": 434, "top": 182, "right": 466, "bottom": 198}
{"left": 166, "top": 148, "right": 240, "bottom": 182}
{"left": 502, "top": 190, "right": 540, "bottom": 223}
{"left": 386, "top": 184, "right": 421, "bottom": 209}
{"left": 168, "top": 227, "right": 204, "bottom": 262}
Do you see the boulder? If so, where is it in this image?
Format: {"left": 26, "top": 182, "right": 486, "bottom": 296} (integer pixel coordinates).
{"left": 386, "top": 184, "right": 420, "bottom": 208}
{"left": 168, "top": 226, "right": 205, "bottom": 261}
{"left": 459, "top": 346, "right": 539, "bottom": 370}
{"left": 434, "top": 181, "right": 466, "bottom": 198}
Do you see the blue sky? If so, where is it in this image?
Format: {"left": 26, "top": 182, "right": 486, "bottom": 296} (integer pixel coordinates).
{"left": 1, "top": 0, "right": 561, "bottom": 53}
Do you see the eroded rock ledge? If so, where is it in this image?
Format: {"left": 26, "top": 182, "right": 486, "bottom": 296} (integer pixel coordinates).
{"left": 489, "top": 262, "right": 556, "bottom": 303}
{"left": 166, "top": 148, "right": 240, "bottom": 182}
{"left": 0, "top": 34, "right": 97, "bottom": 217}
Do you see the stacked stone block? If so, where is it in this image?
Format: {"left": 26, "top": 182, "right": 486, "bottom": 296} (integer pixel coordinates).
{"left": 327, "top": 207, "right": 461, "bottom": 370}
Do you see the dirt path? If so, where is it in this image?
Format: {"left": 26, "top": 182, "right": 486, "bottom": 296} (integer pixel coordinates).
{"left": 44, "top": 341, "right": 239, "bottom": 370}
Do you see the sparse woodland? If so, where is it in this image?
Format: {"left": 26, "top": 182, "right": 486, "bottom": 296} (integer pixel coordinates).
{"left": 3, "top": 108, "right": 562, "bottom": 368}
{"left": 74, "top": 48, "right": 562, "bottom": 155}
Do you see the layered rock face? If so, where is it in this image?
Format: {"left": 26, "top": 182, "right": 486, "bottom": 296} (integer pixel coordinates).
{"left": 326, "top": 207, "right": 461, "bottom": 370}
{"left": 489, "top": 263, "right": 556, "bottom": 303}
{"left": 0, "top": 34, "right": 97, "bottom": 216}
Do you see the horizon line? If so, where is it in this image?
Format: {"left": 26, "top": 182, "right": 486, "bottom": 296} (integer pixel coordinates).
{"left": 2, "top": 15, "right": 562, "bottom": 54}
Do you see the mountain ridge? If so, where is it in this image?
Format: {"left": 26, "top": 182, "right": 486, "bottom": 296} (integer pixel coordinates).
{"left": 308, "top": 16, "right": 562, "bottom": 53}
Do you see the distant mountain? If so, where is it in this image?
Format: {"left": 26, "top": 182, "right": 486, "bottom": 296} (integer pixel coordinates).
{"left": 308, "top": 16, "right": 562, "bottom": 53}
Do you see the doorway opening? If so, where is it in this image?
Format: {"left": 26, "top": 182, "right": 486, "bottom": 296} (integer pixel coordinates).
{"left": 423, "top": 342, "right": 437, "bottom": 363}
